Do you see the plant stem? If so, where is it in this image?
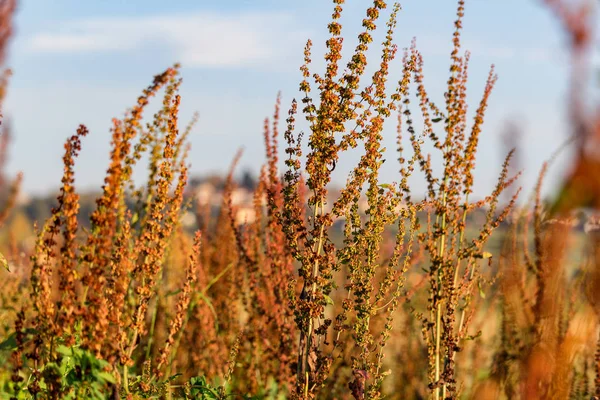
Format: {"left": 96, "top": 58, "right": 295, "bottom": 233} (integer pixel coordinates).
{"left": 442, "top": 195, "right": 470, "bottom": 399}
{"left": 435, "top": 173, "right": 449, "bottom": 400}
{"left": 298, "top": 197, "right": 326, "bottom": 395}
{"left": 123, "top": 364, "right": 129, "bottom": 394}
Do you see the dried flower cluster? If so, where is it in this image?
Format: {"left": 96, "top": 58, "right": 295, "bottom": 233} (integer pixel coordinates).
{"left": 0, "top": 0, "right": 600, "bottom": 399}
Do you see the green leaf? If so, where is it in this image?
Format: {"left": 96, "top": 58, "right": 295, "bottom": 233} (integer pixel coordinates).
{"left": 168, "top": 373, "right": 183, "bottom": 382}
{"left": 478, "top": 280, "right": 486, "bottom": 299}
{"left": 432, "top": 117, "right": 443, "bottom": 123}
{"left": 0, "top": 332, "right": 17, "bottom": 351}
{"left": 96, "top": 371, "right": 116, "bottom": 384}
{"left": 56, "top": 344, "right": 73, "bottom": 356}
{"left": 0, "top": 251, "right": 9, "bottom": 271}
{"left": 323, "top": 294, "right": 334, "bottom": 306}
{"left": 0, "top": 328, "right": 37, "bottom": 350}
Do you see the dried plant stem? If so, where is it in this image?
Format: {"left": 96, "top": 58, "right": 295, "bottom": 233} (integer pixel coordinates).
{"left": 145, "top": 285, "right": 161, "bottom": 361}
{"left": 298, "top": 196, "right": 326, "bottom": 394}
{"left": 443, "top": 195, "right": 470, "bottom": 398}
{"left": 435, "top": 174, "right": 450, "bottom": 400}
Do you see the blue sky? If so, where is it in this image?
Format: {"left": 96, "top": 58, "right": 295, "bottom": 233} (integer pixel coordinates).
{"left": 2, "top": 0, "right": 584, "bottom": 198}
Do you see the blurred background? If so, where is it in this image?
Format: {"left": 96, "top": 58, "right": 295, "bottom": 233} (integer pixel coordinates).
{"left": 2, "top": 0, "right": 585, "bottom": 201}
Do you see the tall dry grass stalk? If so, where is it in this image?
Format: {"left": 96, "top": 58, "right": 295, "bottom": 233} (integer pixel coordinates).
{"left": 1, "top": 0, "right": 600, "bottom": 399}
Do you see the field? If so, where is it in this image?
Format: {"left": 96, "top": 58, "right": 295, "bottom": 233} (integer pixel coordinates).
{"left": 1, "top": 0, "right": 600, "bottom": 399}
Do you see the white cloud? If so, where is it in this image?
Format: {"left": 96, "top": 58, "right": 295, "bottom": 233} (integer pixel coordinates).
{"left": 30, "top": 34, "right": 120, "bottom": 52}
{"left": 416, "top": 33, "right": 560, "bottom": 65}
{"left": 26, "top": 12, "right": 307, "bottom": 68}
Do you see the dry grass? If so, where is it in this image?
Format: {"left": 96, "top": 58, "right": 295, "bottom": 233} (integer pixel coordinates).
{"left": 0, "top": 0, "right": 599, "bottom": 399}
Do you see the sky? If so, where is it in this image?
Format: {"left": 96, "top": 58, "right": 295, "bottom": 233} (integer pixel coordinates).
{"left": 1, "top": 0, "right": 591, "bottom": 199}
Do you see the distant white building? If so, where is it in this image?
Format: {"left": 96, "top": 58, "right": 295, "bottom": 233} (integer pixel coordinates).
{"left": 194, "top": 182, "right": 217, "bottom": 207}
{"left": 181, "top": 210, "right": 196, "bottom": 228}
{"left": 230, "top": 187, "right": 252, "bottom": 206}
{"left": 584, "top": 214, "right": 600, "bottom": 234}
{"left": 235, "top": 207, "right": 256, "bottom": 225}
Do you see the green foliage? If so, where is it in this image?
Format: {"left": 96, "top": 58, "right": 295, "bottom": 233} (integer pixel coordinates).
{"left": 4, "top": 345, "right": 115, "bottom": 399}
{"left": 0, "top": 328, "right": 36, "bottom": 351}
{"left": 178, "top": 376, "right": 286, "bottom": 400}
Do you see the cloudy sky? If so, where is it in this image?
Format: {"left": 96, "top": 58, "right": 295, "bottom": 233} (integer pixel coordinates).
{"left": 1, "top": 0, "right": 588, "bottom": 199}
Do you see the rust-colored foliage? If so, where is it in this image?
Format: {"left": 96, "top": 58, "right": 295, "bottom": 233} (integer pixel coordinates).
{"left": 3, "top": 0, "right": 600, "bottom": 399}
